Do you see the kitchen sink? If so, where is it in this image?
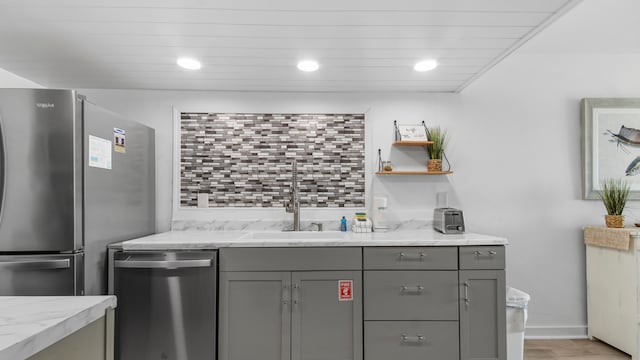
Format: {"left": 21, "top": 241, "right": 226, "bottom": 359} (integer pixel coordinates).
{"left": 240, "top": 231, "right": 346, "bottom": 241}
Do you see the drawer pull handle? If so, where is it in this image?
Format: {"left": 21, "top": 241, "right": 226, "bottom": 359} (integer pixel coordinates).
{"left": 399, "top": 252, "right": 426, "bottom": 261}
{"left": 474, "top": 250, "right": 497, "bottom": 257}
{"left": 401, "top": 334, "right": 425, "bottom": 343}
{"left": 400, "top": 285, "right": 424, "bottom": 294}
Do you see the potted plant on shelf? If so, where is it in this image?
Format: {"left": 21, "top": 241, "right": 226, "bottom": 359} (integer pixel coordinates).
{"left": 599, "top": 178, "right": 630, "bottom": 228}
{"left": 426, "top": 126, "right": 448, "bottom": 172}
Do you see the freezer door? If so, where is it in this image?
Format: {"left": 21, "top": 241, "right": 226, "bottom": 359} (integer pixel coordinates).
{"left": 0, "top": 253, "right": 83, "bottom": 295}
{"left": 83, "top": 100, "right": 155, "bottom": 295}
{"left": 0, "top": 89, "right": 81, "bottom": 252}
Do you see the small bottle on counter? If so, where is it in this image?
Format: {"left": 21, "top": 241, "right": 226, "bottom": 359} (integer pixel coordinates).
{"left": 340, "top": 216, "right": 347, "bottom": 232}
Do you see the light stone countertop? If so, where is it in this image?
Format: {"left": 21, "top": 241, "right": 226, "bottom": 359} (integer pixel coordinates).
{"left": 0, "top": 296, "right": 116, "bottom": 360}
{"left": 120, "top": 230, "right": 508, "bottom": 250}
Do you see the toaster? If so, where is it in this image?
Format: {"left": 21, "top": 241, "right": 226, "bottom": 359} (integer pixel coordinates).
{"left": 433, "top": 208, "right": 465, "bottom": 234}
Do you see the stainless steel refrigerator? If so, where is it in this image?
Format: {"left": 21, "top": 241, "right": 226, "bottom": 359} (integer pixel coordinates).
{"left": 0, "top": 88, "right": 155, "bottom": 296}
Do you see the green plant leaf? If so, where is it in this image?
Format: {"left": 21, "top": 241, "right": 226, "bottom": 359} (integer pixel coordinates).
{"left": 598, "top": 178, "right": 631, "bottom": 215}
{"left": 427, "top": 126, "right": 448, "bottom": 160}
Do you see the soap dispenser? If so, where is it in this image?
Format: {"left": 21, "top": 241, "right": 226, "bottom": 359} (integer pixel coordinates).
{"left": 340, "top": 216, "right": 347, "bottom": 232}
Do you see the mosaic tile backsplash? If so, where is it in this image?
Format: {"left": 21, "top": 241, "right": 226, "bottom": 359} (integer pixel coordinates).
{"left": 180, "top": 113, "right": 365, "bottom": 208}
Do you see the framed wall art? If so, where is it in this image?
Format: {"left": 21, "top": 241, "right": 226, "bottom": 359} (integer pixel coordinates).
{"left": 396, "top": 124, "right": 428, "bottom": 141}
{"left": 582, "top": 98, "right": 640, "bottom": 199}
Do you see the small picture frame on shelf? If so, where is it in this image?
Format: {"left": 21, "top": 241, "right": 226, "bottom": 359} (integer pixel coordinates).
{"left": 397, "top": 125, "right": 428, "bottom": 141}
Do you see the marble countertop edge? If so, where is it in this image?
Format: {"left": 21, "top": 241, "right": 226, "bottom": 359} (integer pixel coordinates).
{"left": 0, "top": 296, "right": 116, "bottom": 360}
{"left": 119, "top": 230, "right": 508, "bottom": 250}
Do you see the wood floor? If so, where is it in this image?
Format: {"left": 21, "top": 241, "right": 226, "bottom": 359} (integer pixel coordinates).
{"left": 525, "top": 339, "right": 631, "bottom": 359}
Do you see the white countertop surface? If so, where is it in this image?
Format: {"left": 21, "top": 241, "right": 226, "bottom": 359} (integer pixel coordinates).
{"left": 120, "top": 230, "right": 507, "bottom": 250}
{"left": 0, "top": 296, "right": 116, "bottom": 360}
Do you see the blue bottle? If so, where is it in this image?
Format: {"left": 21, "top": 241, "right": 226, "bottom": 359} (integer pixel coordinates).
{"left": 340, "top": 216, "right": 347, "bottom": 232}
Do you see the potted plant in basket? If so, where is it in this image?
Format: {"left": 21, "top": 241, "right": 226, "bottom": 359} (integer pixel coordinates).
{"left": 426, "top": 126, "right": 448, "bottom": 172}
{"left": 599, "top": 178, "right": 630, "bottom": 228}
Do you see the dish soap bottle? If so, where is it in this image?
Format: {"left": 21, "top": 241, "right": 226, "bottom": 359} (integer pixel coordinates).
{"left": 340, "top": 216, "right": 347, "bottom": 232}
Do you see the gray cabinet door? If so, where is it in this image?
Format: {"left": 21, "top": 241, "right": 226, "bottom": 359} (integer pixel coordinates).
{"left": 291, "top": 271, "right": 363, "bottom": 360}
{"left": 219, "top": 272, "right": 291, "bottom": 360}
{"left": 459, "top": 270, "right": 506, "bottom": 360}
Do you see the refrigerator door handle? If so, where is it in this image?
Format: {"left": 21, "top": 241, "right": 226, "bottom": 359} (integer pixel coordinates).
{"left": 0, "top": 259, "right": 71, "bottom": 270}
{"left": 114, "top": 259, "right": 212, "bottom": 269}
{"left": 0, "top": 113, "right": 6, "bottom": 226}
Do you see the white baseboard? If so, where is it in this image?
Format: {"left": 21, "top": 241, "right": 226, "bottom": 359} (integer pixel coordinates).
{"left": 524, "top": 325, "right": 588, "bottom": 339}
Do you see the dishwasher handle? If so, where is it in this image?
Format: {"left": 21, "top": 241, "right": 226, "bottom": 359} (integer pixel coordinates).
{"left": 114, "top": 259, "right": 212, "bottom": 269}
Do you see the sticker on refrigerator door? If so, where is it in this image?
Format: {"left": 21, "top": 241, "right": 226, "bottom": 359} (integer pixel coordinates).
{"left": 88, "top": 135, "right": 112, "bottom": 169}
{"left": 338, "top": 280, "right": 353, "bottom": 301}
{"left": 114, "top": 128, "right": 126, "bottom": 154}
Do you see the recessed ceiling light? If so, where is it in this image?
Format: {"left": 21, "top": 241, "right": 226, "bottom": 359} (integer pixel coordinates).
{"left": 414, "top": 59, "right": 438, "bottom": 72}
{"left": 297, "top": 60, "right": 319, "bottom": 72}
{"left": 177, "top": 57, "right": 202, "bottom": 70}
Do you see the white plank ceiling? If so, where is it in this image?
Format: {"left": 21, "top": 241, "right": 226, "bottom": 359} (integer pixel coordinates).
{"left": 0, "top": 0, "right": 581, "bottom": 92}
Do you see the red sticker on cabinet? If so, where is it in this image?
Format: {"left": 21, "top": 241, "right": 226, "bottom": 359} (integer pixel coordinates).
{"left": 339, "top": 280, "right": 353, "bottom": 301}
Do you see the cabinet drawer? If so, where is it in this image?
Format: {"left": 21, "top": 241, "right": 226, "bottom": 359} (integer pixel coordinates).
{"left": 365, "top": 321, "right": 459, "bottom": 360}
{"left": 459, "top": 246, "right": 505, "bottom": 270}
{"left": 219, "top": 247, "right": 362, "bottom": 271}
{"left": 363, "top": 247, "right": 457, "bottom": 270}
{"left": 364, "top": 271, "right": 458, "bottom": 320}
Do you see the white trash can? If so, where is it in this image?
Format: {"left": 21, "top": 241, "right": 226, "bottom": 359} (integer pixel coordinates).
{"left": 506, "top": 287, "right": 530, "bottom": 360}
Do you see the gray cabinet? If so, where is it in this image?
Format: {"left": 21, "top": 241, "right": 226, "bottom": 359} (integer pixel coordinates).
{"left": 364, "top": 270, "right": 458, "bottom": 320}
{"left": 218, "top": 272, "right": 291, "bottom": 360}
{"left": 218, "top": 245, "right": 506, "bottom": 360}
{"left": 363, "top": 247, "right": 458, "bottom": 270}
{"left": 459, "top": 245, "right": 506, "bottom": 360}
{"left": 364, "top": 321, "right": 459, "bottom": 360}
{"left": 219, "top": 248, "right": 363, "bottom": 360}
{"left": 363, "top": 247, "right": 460, "bottom": 360}
{"left": 291, "top": 271, "right": 362, "bottom": 360}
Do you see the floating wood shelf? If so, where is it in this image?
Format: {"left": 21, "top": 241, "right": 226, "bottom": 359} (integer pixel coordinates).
{"left": 392, "top": 141, "right": 433, "bottom": 146}
{"left": 375, "top": 171, "right": 454, "bottom": 175}
{"left": 378, "top": 139, "right": 452, "bottom": 175}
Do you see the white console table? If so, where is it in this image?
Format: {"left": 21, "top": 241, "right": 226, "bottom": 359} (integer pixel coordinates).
{"left": 585, "top": 226, "right": 639, "bottom": 360}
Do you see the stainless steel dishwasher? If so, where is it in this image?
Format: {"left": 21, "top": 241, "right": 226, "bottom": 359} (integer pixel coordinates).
{"left": 114, "top": 251, "right": 217, "bottom": 360}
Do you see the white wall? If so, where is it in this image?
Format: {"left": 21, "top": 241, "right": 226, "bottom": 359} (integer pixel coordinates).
{"left": 0, "top": 68, "right": 44, "bottom": 88}
{"left": 80, "top": 0, "right": 640, "bottom": 338}
{"left": 78, "top": 89, "right": 456, "bottom": 228}
{"left": 445, "top": 52, "right": 640, "bottom": 337}
{"left": 446, "top": 0, "right": 640, "bottom": 337}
